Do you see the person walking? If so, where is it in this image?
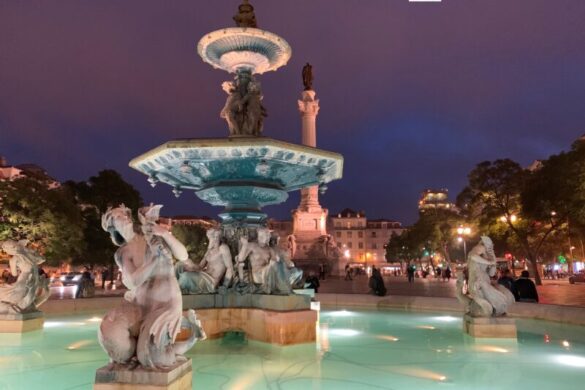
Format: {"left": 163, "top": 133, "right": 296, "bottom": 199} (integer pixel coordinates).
{"left": 407, "top": 263, "right": 415, "bottom": 284}
{"left": 344, "top": 264, "right": 353, "bottom": 281}
{"left": 443, "top": 267, "right": 452, "bottom": 282}
{"left": 101, "top": 267, "right": 109, "bottom": 289}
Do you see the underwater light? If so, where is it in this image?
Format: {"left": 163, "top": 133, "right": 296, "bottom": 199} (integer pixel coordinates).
{"left": 555, "top": 355, "right": 585, "bottom": 368}
{"left": 329, "top": 329, "right": 360, "bottom": 336}
{"left": 328, "top": 310, "right": 355, "bottom": 317}
{"left": 432, "top": 315, "right": 458, "bottom": 322}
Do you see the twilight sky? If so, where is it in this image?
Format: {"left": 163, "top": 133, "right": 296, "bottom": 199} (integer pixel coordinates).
{"left": 2, "top": 0, "right": 585, "bottom": 225}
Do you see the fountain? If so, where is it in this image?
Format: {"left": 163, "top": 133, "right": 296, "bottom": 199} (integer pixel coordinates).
{"left": 129, "top": 1, "right": 343, "bottom": 347}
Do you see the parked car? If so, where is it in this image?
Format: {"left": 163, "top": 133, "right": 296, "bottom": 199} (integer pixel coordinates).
{"left": 569, "top": 270, "right": 585, "bottom": 284}
{"left": 59, "top": 272, "right": 84, "bottom": 286}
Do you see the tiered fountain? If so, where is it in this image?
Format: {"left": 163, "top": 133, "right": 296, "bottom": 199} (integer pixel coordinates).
{"left": 129, "top": 1, "right": 343, "bottom": 346}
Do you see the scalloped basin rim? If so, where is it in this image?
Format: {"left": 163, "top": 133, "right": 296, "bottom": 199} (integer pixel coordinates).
{"left": 129, "top": 137, "right": 344, "bottom": 168}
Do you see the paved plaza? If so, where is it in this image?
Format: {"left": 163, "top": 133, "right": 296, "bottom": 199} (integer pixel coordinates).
{"left": 318, "top": 274, "right": 585, "bottom": 307}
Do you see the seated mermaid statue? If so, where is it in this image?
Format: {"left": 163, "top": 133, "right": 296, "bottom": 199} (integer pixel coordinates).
{"left": 235, "top": 228, "right": 300, "bottom": 294}
{"left": 176, "top": 228, "right": 234, "bottom": 294}
{"left": 99, "top": 204, "right": 206, "bottom": 369}
{"left": 456, "top": 236, "right": 515, "bottom": 317}
{"left": 0, "top": 239, "right": 50, "bottom": 315}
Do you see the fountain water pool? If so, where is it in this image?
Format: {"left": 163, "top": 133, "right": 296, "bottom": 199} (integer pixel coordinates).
{"left": 1, "top": 309, "right": 584, "bottom": 390}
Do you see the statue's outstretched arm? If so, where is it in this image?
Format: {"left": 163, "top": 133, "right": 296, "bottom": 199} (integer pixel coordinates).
{"left": 220, "top": 245, "right": 234, "bottom": 286}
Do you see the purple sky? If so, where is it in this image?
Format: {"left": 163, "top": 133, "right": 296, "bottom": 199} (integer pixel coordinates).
{"left": 2, "top": 0, "right": 585, "bottom": 225}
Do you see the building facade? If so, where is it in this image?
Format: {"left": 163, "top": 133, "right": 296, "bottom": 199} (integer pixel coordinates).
{"left": 330, "top": 209, "right": 404, "bottom": 266}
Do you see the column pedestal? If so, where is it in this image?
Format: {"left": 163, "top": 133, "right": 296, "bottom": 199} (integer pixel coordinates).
{"left": 463, "top": 314, "right": 517, "bottom": 339}
{"left": 94, "top": 358, "right": 192, "bottom": 390}
{"left": 0, "top": 311, "right": 44, "bottom": 333}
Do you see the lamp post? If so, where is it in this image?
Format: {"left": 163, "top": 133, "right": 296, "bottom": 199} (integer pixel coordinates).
{"left": 457, "top": 226, "right": 471, "bottom": 260}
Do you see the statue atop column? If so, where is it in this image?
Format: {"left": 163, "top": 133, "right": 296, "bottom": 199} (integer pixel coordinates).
{"left": 456, "top": 236, "right": 515, "bottom": 317}
{"left": 302, "top": 63, "right": 313, "bottom": 91}
{"left": 234, "top": 0, "right": 257, "bottom": 28}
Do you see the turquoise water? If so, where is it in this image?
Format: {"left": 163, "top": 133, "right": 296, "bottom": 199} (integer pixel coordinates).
{"left": 1, "top": 309, "right": 585, "bottom": 389}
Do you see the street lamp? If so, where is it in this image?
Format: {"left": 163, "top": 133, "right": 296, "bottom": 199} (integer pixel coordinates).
{"left": 457, "top": 225, "right": 472, "bottom": 260}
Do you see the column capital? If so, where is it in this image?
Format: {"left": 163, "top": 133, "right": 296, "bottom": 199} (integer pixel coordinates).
{"left": 298, "top": 90, "right": 320, "bottom": 116}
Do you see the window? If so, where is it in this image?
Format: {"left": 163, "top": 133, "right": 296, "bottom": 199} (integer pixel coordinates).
{"left": 371, "top": 243, "right": 378, "bottom": 249}
{"left": 347, "top": 242, "right": 353, "bottom": 249}
{"left": 335, "top": 222, "right": 341, "bottom": 228}
{"left": 347, "top": 231, "right": 353, "bottom": 238}
{"left": 336, "top": 231, "right": 341, "bottom": 238}
{"left": 371, "top": 231, "right": 377, "bottom": 238}
{"left": 337, "top": 242, "right": 342, "bottom": 248}
{"left": 358, "top": 242, "right": 364, "bottom": 249}
{"left": 358, "top": 231, "right": 363, "bottom": 238}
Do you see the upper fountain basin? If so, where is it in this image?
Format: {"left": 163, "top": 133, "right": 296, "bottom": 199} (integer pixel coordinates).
{"left": 129, "top": 137, "right": 343, "bottom": 198}
{"left": 197, "top": 28, "right": 292, "bottom": 74}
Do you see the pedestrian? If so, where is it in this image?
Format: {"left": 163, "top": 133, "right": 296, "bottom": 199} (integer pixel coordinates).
{"left": 368, "top": 266, "right": 387, "bottom": 296}
{"left": 444, "top": 267, "right": 452, "bottom": 282}
{"left": 497, "top": 268, "right": 517, "bottom": 298}
{"left": 344, "top": 264, "right": 353, "bottom": 281}
{"left": 319, "top": 263, "right": 326, "bottom": 280}
{"left": 101, "top": 267, "right": 109, "bottom": 289}
{"left": 515, "top": 270, "right": 539, "bottom": 303}
{"left": 305, "top": 273, "right": 320, "bottom": 293}
{"left": 407, "top": 263, "right": 415, "bottom": 283}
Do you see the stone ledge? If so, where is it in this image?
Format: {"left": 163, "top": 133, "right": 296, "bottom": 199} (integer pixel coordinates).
{"left": 0, "top": 312, "right": 44, "bottom": 333}
{"left": 182, "top": 292, "right": 311, "bottom": 311}
{"left": 463, "top": 314, "right": 517, "bottom": 339}
{"left": 94, "top": 358, "right": 192, "bottom": 390}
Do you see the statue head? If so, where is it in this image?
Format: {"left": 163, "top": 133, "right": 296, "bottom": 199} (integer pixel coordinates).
{"left": 206, "top": 228, "right": 221, "bottom": 246}
{"left": 102, "top": 205, "right": 136, "bottom": 246}
{"left": 257, "top": 227, "right": 271, "bottom": 246}
{"left": 1, "top": 239, "right": 19, "bottom": 256}
{"left": 480, "top": 235, "right": 496, "bottom": 262}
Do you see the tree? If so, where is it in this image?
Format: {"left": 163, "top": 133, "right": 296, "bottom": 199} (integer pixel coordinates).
{"left": 66, "top": 169, "right": 142, "bottom": 213}
{"left": 0, "top": 177, "right": 85, "bottom": 265}
{"left": 171, "top": 224, "right": 208, "bottom": 262}
{"left": 457, "top": 159, "right": 564, "bottom": 285}
{"left": 65, "top": 169, "right": 143, "bottom": 266}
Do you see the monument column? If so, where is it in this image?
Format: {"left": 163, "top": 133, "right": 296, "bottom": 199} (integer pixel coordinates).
{"left": 298, "top": 89, "right": 321, "bottom": 210}
{"left": 292, "top": 63, "right": 328, "bottom": 246}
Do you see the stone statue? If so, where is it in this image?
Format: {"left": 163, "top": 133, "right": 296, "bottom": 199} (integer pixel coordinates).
{"left": 233, "top": 0, "right": 257, "bottom": 28}
{"left": 220, "top": 72, "right": 267, "bottom": 136}
{"left": 270, "top": 232, "right": 303, "bottom": 290}
{"left": 456, "top": 236, "right": 515, "bottom": 317}
{"left": 235, "top": 227, "right": 298, "bottom": 294}
{"left": 176, "top": 228, "right": 234, "bottom": 294}
{"left": 99, "top": 205, "right": 206, "bottom": 369}
{"left": 0, "top": 240, "right": 50, "bottom": 314}
{"left": 302, "top": 63, "right": 313, "bottom": 91}
{"left": 287, "top": 234, "right": 297, "bottom": 259}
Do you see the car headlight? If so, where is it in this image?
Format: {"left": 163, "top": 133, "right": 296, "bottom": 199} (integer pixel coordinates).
{"left": 72, "top": 275, "right": 82, "bottom": 281}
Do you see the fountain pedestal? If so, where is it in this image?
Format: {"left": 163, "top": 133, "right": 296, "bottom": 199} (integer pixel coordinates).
{"left": 94, "top": 359, "right": 192, "bottom": 390}
{"left": 463, "top": 314, "right": 517, "bottom": 339}
{"left": 183, "top": 293, "right": 317, "bottom": 345}
{"left": 0, "top": 311, "right": 44, "bottom": 333}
